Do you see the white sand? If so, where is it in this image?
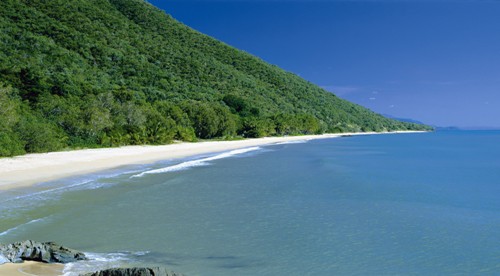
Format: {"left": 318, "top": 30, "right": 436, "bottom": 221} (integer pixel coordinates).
{"left": 0, "top": 261, "right": 64, "bottom": 276}
{"left": 0, "top": 131, "right": 423, "bottom": 191}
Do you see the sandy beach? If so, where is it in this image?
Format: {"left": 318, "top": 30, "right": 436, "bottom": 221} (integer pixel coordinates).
{"left": 0, "top": 261, "right": 64, "bottom": 276}
{"left": 0, "top": 132, "right": 423, "bottom": 191}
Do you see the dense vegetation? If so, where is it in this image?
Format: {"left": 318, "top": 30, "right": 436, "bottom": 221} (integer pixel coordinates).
{"left": 0, "top": 0, "right": 431, "bottom": 157}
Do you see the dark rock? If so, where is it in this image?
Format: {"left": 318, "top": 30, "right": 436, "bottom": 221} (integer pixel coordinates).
{"left": 0, "top": 240, "right": 87, "bottom": 264}
{"left": 81, "top": 267, "right": 184, "bottom": 276}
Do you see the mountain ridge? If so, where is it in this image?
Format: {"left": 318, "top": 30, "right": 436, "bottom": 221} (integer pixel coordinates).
{"left": 0, "top": 0, "right": 431, "bottom": 157}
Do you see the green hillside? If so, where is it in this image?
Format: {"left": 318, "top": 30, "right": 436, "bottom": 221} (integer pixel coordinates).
{"left": 0, "top": 0, "right": 431, "bottom": 157}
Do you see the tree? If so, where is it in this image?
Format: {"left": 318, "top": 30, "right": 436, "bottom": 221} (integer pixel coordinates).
{"left": 0, "top": 84, "right": 20, "bottom": 129}
{"left": 17, "top": 116, "right": 67, "bottom": 153}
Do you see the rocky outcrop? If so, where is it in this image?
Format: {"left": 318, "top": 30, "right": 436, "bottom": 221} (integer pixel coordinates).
{"left": 81, "top": 267, "right": 184, "bottom": 276}
{"left": 0, "top": 240, "right": 87, "bottom": 264}
{"left": 0, "top": 241, "right": 183, "bottom": 276}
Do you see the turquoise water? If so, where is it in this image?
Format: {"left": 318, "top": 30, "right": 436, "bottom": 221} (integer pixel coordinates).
{"left": 1, "top": 131, "right": 500, "bottom": 275}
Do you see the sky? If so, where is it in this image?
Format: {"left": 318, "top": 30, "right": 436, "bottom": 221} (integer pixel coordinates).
{"left": 148, "top": 0, "right": 500, "bottom": 128}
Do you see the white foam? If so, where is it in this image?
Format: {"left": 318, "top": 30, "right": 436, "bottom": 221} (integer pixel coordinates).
{"left": 131, "top": 147, "right": 261, "bottom": 178}
{"left": 62, "top": 251, "right": 150, "bottom": 276}
{"left": 275, "top": 140, "right": 309, "bottom": 145}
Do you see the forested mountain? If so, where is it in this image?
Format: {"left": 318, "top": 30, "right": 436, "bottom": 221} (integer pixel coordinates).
{"left": 0, "top": 0, "right": 431, "bottom": 157}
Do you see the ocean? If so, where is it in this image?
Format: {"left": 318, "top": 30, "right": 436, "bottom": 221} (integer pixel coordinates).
{"left": 1, "top": 130, "right": 499, "bottom": 275}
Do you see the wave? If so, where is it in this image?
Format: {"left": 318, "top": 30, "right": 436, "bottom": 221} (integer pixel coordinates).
{"left": 0, "top": 218, "right": 47, "bottom": 237}
{"left": 0, "top": 180, "right": 95, "bottom": 205}
{"left": 275, "top": 140, "right": 309, "bottom": 145}
{"left": 63, "top": 251, "right": 150, "bottom": 276}
{"left": 0, "top": 167, "right": 147, "bottom": 206}
{"left": 131, "top": 147, "right": 261, "bottom": 178}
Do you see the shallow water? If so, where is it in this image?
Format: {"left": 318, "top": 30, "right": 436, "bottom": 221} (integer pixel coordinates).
{"left": 1, "top": 130, "right": 499, "bottom": 275}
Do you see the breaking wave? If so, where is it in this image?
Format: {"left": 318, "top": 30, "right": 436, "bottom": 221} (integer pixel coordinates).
{"left": 131, "top": 147, "right": 262, "bottom": 178}
{"left": 275, "top": 140, "right": 309, "bottom": 145}
{"left": 63, "top": 251, "right": 150, "bottom": 276}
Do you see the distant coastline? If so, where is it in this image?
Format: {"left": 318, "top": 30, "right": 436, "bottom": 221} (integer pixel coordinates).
{"left": 0, "top": 131, "right": 425, "bottom": 191}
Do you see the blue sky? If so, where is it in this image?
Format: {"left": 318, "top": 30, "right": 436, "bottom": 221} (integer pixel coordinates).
{"left": 148, "top": 0, "right": 500, "bottom": 128}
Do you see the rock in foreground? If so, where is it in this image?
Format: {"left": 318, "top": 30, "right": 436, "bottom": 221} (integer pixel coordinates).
{"left": 82, "top": 267, "right": 184, "bottom": 276}
{"left": 0, "top": 240, "right": 87, "bottom": 264}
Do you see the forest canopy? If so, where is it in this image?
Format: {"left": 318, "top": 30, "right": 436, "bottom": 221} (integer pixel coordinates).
{"left": 0, "top": 0, "right": 432, "bottom": 157}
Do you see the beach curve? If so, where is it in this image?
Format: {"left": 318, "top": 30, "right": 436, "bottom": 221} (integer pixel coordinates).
{"left": 0, "top": 132, "right": 423, "bottom": 191}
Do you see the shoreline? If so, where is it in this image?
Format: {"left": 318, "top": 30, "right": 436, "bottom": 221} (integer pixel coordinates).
{"left": 0, "top": 131, "right": 426, "bottom": 275}
{"left": 0, "top": 131, "right": 424, "bottom": 191}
